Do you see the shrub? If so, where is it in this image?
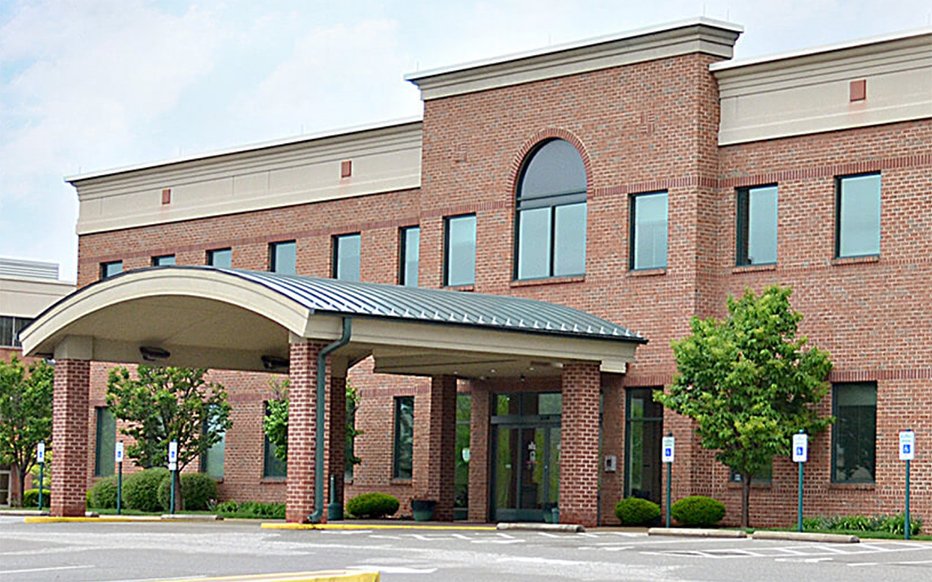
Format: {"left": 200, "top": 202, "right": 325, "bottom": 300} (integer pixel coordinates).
{"left": 88, "top": 477, "right": 119, "bottom": 509}
{"left": 23, "top": 488, "right": 50, "bottom": 509}
{"left": 803, "top": 514, "right": 922, "bottom": 536}
{"left": 671, "top": 496, "right": 726, "bottom": 527}
{"left": 157, "top": 472, "right": 219, "bottom": 511}
{"left": 346, "top": 492, "right": 399, "bottom": 519}
{"left": 122, "top": 468, "right": 169, "bottom": 512}
{"left": 614, "top": 497, "right": 661, "bottom": 526}
{"left": 216, "top": 500, "right": 239, "bottom": 514}
{"left": 216, "top": 500, "right": 285, "bottom": 519}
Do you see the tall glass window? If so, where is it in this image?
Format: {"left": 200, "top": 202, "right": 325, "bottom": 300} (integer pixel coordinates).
{"left": 515, "top": 139, "right": 587, "bottom": 279}
{"left": 333, "top": 233, "right": 361, "bottom": 282}
{"left": 0, "top": 316, "right": 34, "bottom": 348}
{"left": 269, "top": 241, "right": 296, "bottom": 275}
{"left": 94, "top": 408, "right": 117, "bottom": 477}
{"left": 630, "top": 192, "right": 668, "bottom": 270}
{"left": 399, "top": 226, "right": 420, "bottom": 287}
{"left": 200, "top": 405, "right": 226, "bottom": 479}
{"left": 263, "top": 402, "right": 287, "bottom": 478}
{"left": 207, "top": 248, "right": 232, "bottom": 268}
{"left": 455, "top": 393, "right": 471, "bottom": 515}
{"left": 444, "top": 215, "right": 476, "bottom": 286}
{"left": 393, "top": 396, "right": 414, "bottom": 479}
{"left": 836, "top": 173, "right": 881, "bottom": 258}
{"left": 832, "top": 382, "right": 877, "bottom": 483}
{"left": 100, "top": 261, "right": 123, "bottom": 280}
{"left": 151, "top": 255, "right": 176, "bottom": 266}
{"left": 736, "top": 185, "right": 778, "bottom": 266}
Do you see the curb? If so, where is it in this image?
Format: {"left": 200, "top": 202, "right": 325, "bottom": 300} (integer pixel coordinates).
{"left": 0, "top": 510, "right": 49, "bottom": 517}
{"left": 648, "top": 527, "right": 746, "bottom": 538}
{"left": 168, "top": 570, "right": 379, "bottom": 581}
{"left": 497, "top": 523, "right": 585, "bottom": 533}
{"left": 752, "top": 531, "right": 860, "bottom": 543}
{"left": 161, "top": 514, "right": 224, "bottom": 521}
{"left": 24, "top": 516, "right": 160, "bottom": 523}
{"left": 261, "top": 523, "right": 496, "bottom": 531}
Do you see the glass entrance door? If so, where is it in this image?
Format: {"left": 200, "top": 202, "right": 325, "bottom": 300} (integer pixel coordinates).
{"left": 625, "top": 388, "right": 664, "bottom": 504}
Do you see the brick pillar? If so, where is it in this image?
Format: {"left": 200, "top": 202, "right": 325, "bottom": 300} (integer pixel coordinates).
{"left": 559, "top": 362, "right": 601, "bottom": 527}
{"left": 419, "top": 375, "right": 457, "bottom": 521}
{"left": 286, "top": 340, "right": 328, "bottom": 523}
{"left": 328, "top": 374, "right": 347, "bottom": 513}
{"left": 468, "top": 382, "right": 490, "bottom": 522}
{"left": 51, "top": 359, "right": 91, "bottom": 517}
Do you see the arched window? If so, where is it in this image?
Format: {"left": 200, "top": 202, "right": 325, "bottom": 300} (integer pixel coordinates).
{"left": 515, "top": 139, "right": 587, "bottom": 279}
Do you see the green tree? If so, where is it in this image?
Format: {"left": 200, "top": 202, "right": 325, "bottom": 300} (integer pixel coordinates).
{"left": 0, "top": 357, "right": 53, "bottom": 506}
{"left": 106, "top": 366, "right": 231, "bottom": 509}
{"left": 655, "top": 286, "right": 833, "bottom": 528}
{"left": 263, "top": 379, "right": 362, "bottom": 469}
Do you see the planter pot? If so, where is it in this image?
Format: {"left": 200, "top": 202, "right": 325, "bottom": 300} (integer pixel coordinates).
{"left": 411, "top": 499, "right": 437, "bottom": 522}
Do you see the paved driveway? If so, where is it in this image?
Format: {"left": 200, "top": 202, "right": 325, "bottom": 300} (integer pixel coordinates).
{"left": 1, "top": 516, "right": 931, "bottom": 581}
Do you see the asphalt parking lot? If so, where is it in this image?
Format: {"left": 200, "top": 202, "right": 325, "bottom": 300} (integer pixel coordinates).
{"left": 2, "top": 515, "right": 932, "bottom": 581}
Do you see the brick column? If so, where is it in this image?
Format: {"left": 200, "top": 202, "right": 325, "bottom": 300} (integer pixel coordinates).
{"left": 286, "top": 340, "right": 328, "bottom": 523}
{"left": 559, "top": 362, "right": 601, "bottom": 527}
{"left": 51, "top": 359, "right": 91, "bottom": 517}
{"left": 328, "top": 374, "right": 347, "bottom": 513}
{"left": 419, "top": 375, "right": 457, "bottom": 520}
{"left": 468, "top": 381, "right": 490, "bottom": 522}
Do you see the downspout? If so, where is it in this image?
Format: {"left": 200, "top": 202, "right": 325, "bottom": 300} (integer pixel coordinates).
{"left": 309, "top": 317, "right": 352, "bottom": 523}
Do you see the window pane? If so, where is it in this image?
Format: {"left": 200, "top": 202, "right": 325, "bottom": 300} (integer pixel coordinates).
{"left": 455, "top": 394, "right": 471, "bottom": 511}
{"left": 739, "top": 186, "right": 778, "bottom": 265}
{"left": 270, "top": 241, "right": 296, "bottom": 275}
{"left": 393, "top": 396, "right": 414, "bottom": 479}
{"left": 12, "top": 318, "right": 33, "bottom": 348}
{"left": 0, "top": 317, "right": 13, "bottom": 347}
{"left": 334, "top": 234, "right": 361, "bottom": 282}
{"left": 537, "top": 393, "right": 562, "bottom": 415}
{"left": 554, "top": 202, "right": 586, "bottom": 276}
{"left": 207, "top": 249, "right": 232, "bottom": 268}
{"left": 203, "top": 432, "right": 226, "bottom": 479}
{"left": 263, "top": 402, "right": 287, "bottom": 478}
{"left": 729, "top": 462, "right": 773, "bottom": 483}
{"left": 832, "top": 383, "right": 877, "bottom": 483}
{"left": 632, "top": 193, "right": 668, "bottom": 270}
{"left": 445, "top": 215, "right": 476, "bottom": 286}
{"left": 838, "top": 174, "right": 881, "bottom": 257}
{"left": 519, "top": 140, "right": 586, "bottom": 200}
{"left": 400, "top": 227, "right": 420, "bottom": 287}
{"left": 516, "top": 207, "right": 551, "bottom": 279}
{"left": 94, "top": 408, "right": 116, "bottom": 477}
{"left": 100, "top": 261, "right": 123, "bottom": 279}
{"left": 152, "top": 255, "right": 175, "bottom": 266}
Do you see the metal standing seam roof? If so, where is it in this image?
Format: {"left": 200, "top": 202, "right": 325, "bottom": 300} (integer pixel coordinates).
{"left": 199, "top": 267, "right": 647, "bottom": 343}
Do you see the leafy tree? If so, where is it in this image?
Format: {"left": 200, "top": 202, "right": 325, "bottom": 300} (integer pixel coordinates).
{"left": 655, "top": 286, "right": 833, "bottom": 528}
{"left": 106, "top": 366, "right": 231, "bottom": 509}
{"left": 263, "top": 378, "right": 362, "bottom": 469}
{"left": 0, "top": 357, "right": 53, "bottom": 506}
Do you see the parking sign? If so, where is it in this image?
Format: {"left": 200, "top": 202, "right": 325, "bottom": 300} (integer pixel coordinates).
{"left": 662, "top": 436, "right": 675, "bottom": 463}
{"left": 168, "top": 440, "right": 178, "bottom": 471}
{"left": 900, "top": 431, "right": 915, "bottom": 461}
{"left": 115, "top": 441, "right": 124, "bottom": 463}
{"left": 792, "top": 433, "right": 808, "bottom": 463}
{"left": 37, "top": 442, "right": 45, "bottom": 464}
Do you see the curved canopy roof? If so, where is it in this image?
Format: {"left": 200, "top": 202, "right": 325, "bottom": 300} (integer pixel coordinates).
{"left": 22, "top": 267, "right": 644, "bottom": 376}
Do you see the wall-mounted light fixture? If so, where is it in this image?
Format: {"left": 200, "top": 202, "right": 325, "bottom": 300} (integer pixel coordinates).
{"left": 139, "top": 346, "right": 171, "bottom": 362}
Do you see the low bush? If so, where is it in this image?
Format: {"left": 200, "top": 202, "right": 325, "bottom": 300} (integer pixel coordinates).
{"left": 88, "top": 476, "right": 119, "bottom": 509}
{"left": 671, "top": 495, "right": 726, "bottom": 527}
{"left": 803, "top": 514, "right": 922, "bottom": 536}
{"left": 215, "top": 500, "right": 285, "bottom": 519}
{"left": 122, "top": 468, "right": 169, "bottom": 512}
{"left": 614, "top": 497, "right": 661, "bottom": 526}
{"left": 346, "top": 492, "right": 400, "bottom": 519}
{"left": 157, "top": 472, "right": 218, "bottom": 511}
{"left": 23, "top": 488, "right": 50, "bottom": 508}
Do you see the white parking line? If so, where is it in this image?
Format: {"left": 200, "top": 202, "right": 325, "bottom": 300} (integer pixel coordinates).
{"left": 0, "top": 565, "right": 94, "bottom": 575}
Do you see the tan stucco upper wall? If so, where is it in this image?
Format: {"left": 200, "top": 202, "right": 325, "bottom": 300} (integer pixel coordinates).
{"left": 0, "top": 277, "right": 74, "bottom": 318}
{"left": 73, "top": 121, "right": 423, "bottom": 236}
{"left": 714, "top": 31, "right": 932, "bottom": 145}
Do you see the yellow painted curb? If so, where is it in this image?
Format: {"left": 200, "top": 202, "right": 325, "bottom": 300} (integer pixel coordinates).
{"left": 24, "top": 516, "right": 160, "bottom": 523}
{"left": 261, "top": 522, "right": 496, "bottom": 531}
{"left": 167, "top": 570, "right": 379, "bottom": 582}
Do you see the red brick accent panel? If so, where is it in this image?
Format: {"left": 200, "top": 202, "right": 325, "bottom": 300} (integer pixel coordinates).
{"left": 328, "top": 374, "right": 347, "bottom": 508}
{"left": 286, "top": 341, "right": 327, "bottom": 523}
{"left": 467, "top": 381, "right": 491, "bottom": 522}
{"left": 559, "top": 362, "right": 601, "bottom": 527}
{"left": 51, "top": 359, "right": 91, "bottom": 517}
{"left": 416, "top": 375, "right": 457, "bottom": 520}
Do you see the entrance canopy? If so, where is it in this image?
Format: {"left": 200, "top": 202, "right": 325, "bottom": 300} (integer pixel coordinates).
{"left": 21, "top": 267, "right": 645, "bottom": 377}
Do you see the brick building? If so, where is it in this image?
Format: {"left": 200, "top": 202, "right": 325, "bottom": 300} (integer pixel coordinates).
{"left": 21, "top": 18, "right": 932, "bottom": 526}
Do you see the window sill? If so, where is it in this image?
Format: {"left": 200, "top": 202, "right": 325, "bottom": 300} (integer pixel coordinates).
{"left": 510, "top": 275, "right": 585, "bottom": 288}
{"left": 443, "top": 284, "right": 474, "bottom": 292}
{"left": 829, "top": 481, "right": 876, "bottom": 490}
{"left": 832, "top": 255, "right": 880, "bottom": 266}
{"left": 390, "top": 478, "right": 413, "bottom": 486}
{"left": 726, "top": 481, "right": 772, "bottom": 489}
{"left": 626, "top": 268, "right": 667, "bottom": 277}
{"left": 732, "top": 263, "right": 777, "bottom": 274}
{"left": 260, "top": 477, "right": 287, "bottom": 484}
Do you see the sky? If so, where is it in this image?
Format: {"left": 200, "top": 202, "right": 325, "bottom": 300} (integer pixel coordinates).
{"left": 1, "top": 0, "right": 930, "bottom": 281}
